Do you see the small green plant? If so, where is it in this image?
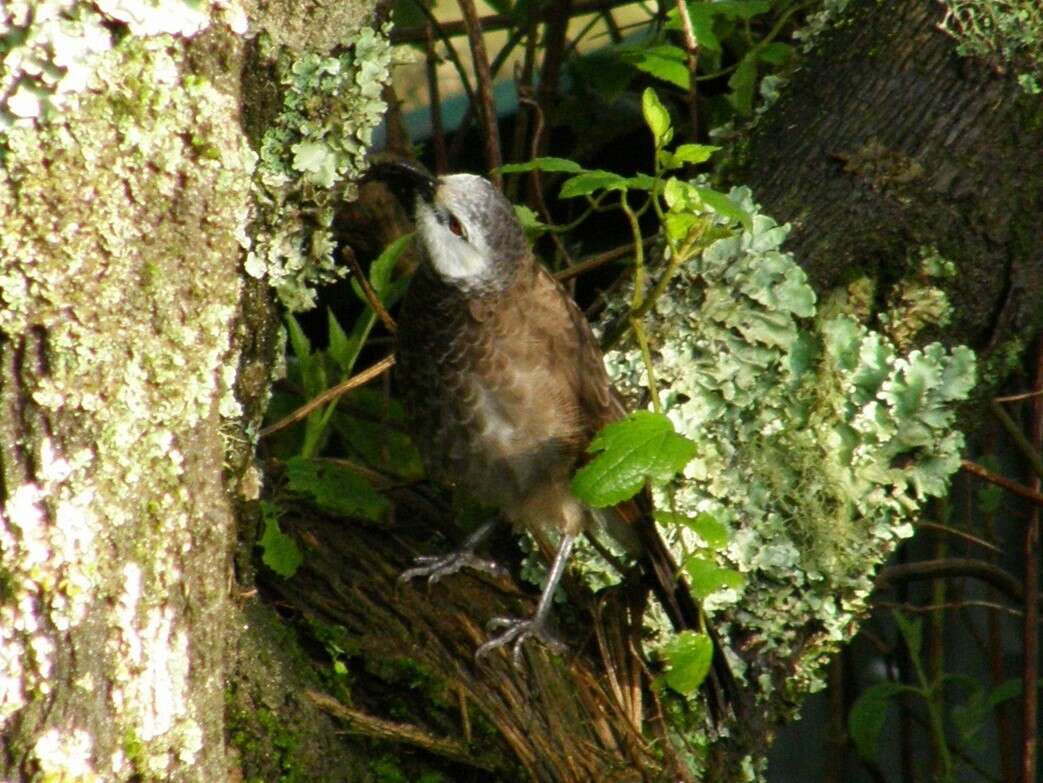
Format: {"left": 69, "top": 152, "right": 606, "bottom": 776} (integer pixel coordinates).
{"left": 848, "top": 610, "right": 1029, "bottom": 782}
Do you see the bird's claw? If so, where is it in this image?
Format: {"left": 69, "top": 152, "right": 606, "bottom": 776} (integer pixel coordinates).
{"left": 475, "top": 615, "right": 566, "bottom": 666}
{"left": 399, "top": 550, "right": 507, "bottom": 585}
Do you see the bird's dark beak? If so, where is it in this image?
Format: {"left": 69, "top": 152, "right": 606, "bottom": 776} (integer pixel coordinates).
{"left": 361, "top": 157, "right": 436, "bottom": 207}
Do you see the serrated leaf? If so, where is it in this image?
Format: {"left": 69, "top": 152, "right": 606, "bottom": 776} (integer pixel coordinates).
{"left": 498, "top": 157, "right": 586, "bottom": 174}
{"left": 559, "top": 170, "right": 628, "bottom": 198}
{"left": 513, "top": 204, "right": 549, "bottom": 239}
{"left": 661, "top": 630, "right": 714, "bottom": 694}
{"left": 629, "top": 46, "right": 690, "bottom": 90}
{"left": 571, "top": 411, "right": 697, "bottom": 507}
{"left": 625, "top": 173, "right": 657, "bottom": 191}
{"left": 259, "top": 502, "right": 303, "bottom": 578}
{"left": 683, "top": 556, "right": 745, "bottom": 599}
{"left": 849, "top": 682, "right": 913, "bottom": 761}
{"left": 693, "top": 186, "right": 753, "bottom": 231}
{"left": 664, "top": 212, "right": 700, "bottom": 242}
{"left": 662, "top": 143, "right": 719, "bottom": 169}
{"left": 286, "top": 456, "right": 389, "bottom": 521}
{"left": 642, "top": 87, "right": 673, "bottom": 145}
{"left": 655, "top": 511, "right": 729, "bottom": 549}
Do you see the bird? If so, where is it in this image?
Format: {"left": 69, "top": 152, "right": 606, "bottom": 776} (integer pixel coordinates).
{"left": 364, "top": 158, "right": 735, "bottom": 719}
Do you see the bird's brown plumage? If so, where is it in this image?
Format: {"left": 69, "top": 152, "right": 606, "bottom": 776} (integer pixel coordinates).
{"left": 397, "top": 253, "right": 619, "bottom": 538}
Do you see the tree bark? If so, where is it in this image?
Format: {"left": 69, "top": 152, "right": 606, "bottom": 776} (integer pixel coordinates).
{"left": 739, "top": 0, "right": 1043, "bottom": 357}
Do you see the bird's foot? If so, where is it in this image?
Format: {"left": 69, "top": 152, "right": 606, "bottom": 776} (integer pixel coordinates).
{"left": 399, "top": 549, "right": 507, "bottom": 585}
{"left": 475, "top": 614, "right": 567, "bottom": 666}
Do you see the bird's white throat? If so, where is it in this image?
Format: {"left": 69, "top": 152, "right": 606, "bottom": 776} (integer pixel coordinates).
{"left": 415, "top": 199, "right": 491, "bottom": 286}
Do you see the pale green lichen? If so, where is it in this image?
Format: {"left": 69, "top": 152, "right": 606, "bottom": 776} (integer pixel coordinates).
{"left": 31, "top": 727, "right": 101, "bottom": 782}
{"left": 247, "top": 24, "right": 394, "bottom": 311}
{"left": 577, "top": 188, "right": 974, "bottom": 740}
{"left": 939, "top": 0, "right": 1043, "bottom": 93}
{"left": 0, "top": 0, "right": 247, "bottom": 130}
{"left": 0, "top": 25, "right": 253, "bottom": 776}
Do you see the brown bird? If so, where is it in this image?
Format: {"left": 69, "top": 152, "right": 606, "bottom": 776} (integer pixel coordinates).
{"left": 367, "top": 159, "right": 734, "bottom": 717}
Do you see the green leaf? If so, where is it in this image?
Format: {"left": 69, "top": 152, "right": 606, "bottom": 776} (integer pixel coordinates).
{"left": 661, "top": 143, "right": 719, "bottom": 169}
{"left": 571, "top": 411, "right": 697, "bottom": 507}
{"left": 849, "top": 682, "right": 914, "bottom": 761}
{"left": 559, "top": 170, "right": 628, "bottom": 198}
{"left": 286, "top": 312, "right": 312, "bottom": 362}
{"left": 259, "top": 502, "right": 303, "bottom": 578}
{"left": 498, "top": 157, "right": 586, "bottom": 175}
{"left": 893, "top": 609, "right": 923, "bottom": 661}
{"left": 664, "top": 212, "right": 700, "bottom": 243}
{"left": 286, "top": 456, "right": 389, "bottom": 521}
{"left": 951, "top": 678, "right": 1022, "bottom": 749}
{"left": 286, "top": 313, "right": 326, "bottom": 398}
{"left": 327, "top": 309, "right": 353, "bottom": 375}
{"left": 757, "top": 41, "right": 794, "bottom": 66}
{"left": 624, "top": 173, "right": 658, "bottom": 191}
{"left": 728, "top": 55, "right": 758, "bottom": 116}
{"left": 660, "top": 630, "right": 714, "bottom": 694}
{"left": 513, "top": 204, "right": 549, "bottom": 239}
{"left": 642, "top": 88, "right": 673, "bottom": 146}
{"left": 693, "top": 186, "right": 753, "bottom": 231}
{"left": 655, "top": 511, "right": 729, "bottom": 549}
{"left": 368, "top": 232, "right": 412, "bottom": 298}
{"left": 683, "top": 556, "right": 745, "bottom": 599}
{"left": 628, "top": 46, "right": 690, "bottom": 90}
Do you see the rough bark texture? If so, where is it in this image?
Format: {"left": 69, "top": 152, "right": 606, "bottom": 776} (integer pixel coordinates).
{"left": 739, "top": 0, "right": 1043, "bottom": 360}
{"left": 0, "top": 23, "right": 249, "bottom": 780}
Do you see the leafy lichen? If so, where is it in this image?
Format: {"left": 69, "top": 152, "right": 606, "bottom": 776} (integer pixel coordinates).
{"left": 939, "top": 0, "right": 1043, "bottom": 93}
{"left": 0, "top": 0, "right": 247, "bottom": 129}
{"left": 578, "top": 188, "right": 974, "bottom": 752}
{"left": 247, "top": 25, "right": 394, "bottom": 311}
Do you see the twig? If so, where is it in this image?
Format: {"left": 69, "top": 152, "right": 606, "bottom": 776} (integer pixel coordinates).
{"left": 912, "top": 519, "right": 1001, "bottom": 553}
{"left": 876, "top": 600, "right": 1023, "bottom": 619}
{"left": 535, "top": 0, "right": 573, "bottom": 158}
{"left": 995, "top": 388, "right": 1043, "bottom": 403}
{"left": 259, "top": 355, "right": 396, "bottom": 438}
{"left": 424, "top": 24, "right": 449, "bottom": 174}
{"left": 342, "top": 247, "right": 397, "bottom": 334}
{"left": 407, "top": 0, "right": 476, "bottom": 107}
{"left": 673, "top": 0, "right": 700, "bottom": 139}
{"left": 555, "top": 238, "right": 656, "bottom": 281}
{"left": 305, "top": 690, "right": 499, "bottom": 772}
{"left": 876, "top": 558, "right": 1026, "bottom": 604}
{"left": 960, "top": 459, "right": 1043, "bottom": 507}
{"left": 505, "top": 2, "right": 540, "bottom": 201}
{"left": 1022, "top": 339, "right": 1043, "bottom": 783}
{"left": 456, "top": 0, "right": 503, "bottom": 183}
{"left": 991, "top": 399, "right": 1043, "bottom": 482}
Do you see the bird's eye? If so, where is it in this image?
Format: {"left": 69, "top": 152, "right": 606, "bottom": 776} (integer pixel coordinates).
{"left": 448, "top": 214, "right": 466, "bottom": 239}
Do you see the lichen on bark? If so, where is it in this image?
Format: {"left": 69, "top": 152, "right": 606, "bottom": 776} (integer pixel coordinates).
{"left": 0, "top": 15, "right": 253, "bottom": 779}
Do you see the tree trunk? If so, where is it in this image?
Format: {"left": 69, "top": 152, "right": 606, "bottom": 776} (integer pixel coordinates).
{"left": 0, "top": 4, "right": 381, "bottom": 780}
{"left": 739, "top": 0, "right": 1043, "bottom": 357}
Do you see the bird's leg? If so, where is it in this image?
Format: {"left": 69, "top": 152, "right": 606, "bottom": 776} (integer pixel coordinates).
{"left": 399, "top": 519, "right": 507, "bottom": 584}
{"left": 476, "top": 533, "right": 576, "bottom": 666}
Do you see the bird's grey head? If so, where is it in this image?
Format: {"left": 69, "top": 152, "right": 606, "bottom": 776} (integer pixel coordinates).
{"left": 363, "top": 160, "right": 529, "bottom": 294}
{"left": 413, "top": 174, "right": 529, "bottom": 294}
